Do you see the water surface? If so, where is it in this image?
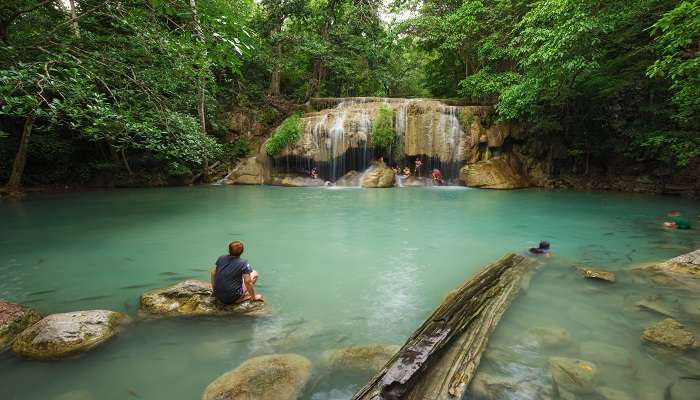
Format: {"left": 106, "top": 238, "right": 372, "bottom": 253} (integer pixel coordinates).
{"left": 1, "top": 186, "right": 699, "bottom": 399}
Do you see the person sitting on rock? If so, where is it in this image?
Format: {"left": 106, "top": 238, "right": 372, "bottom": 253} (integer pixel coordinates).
{"left": 432, "top": 169, "right": 444, "bottom": 185}
{"left": 210, "top": 241, "right": 263, "bottom": 304}
{"left": 402, "top": 166, "right": 412, "bottom": 177}
{"left": 392, "top": 165, "right": 400, "bottom": 175}
{"left": 414, "top": 158, "right": 423, "bottom": 176}
{"left": 528, "top": 241, "right": 551, "bottom": 257}
{"left": 310, "top": 168, "right": 319, "bottom": 180}
{"left": 663, "top": 210, "right": 691, "bottom": 230}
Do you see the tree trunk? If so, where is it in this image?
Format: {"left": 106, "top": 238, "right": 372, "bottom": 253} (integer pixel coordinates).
{"left": 304, "top": 59, "right": 323, "bottom": 102}
{"left": 353, "top": 253, "right": 539, "bottom": 400}
{"left": 189, "top": 0, "right": 209, "bottom": 180}
{"left": 68, "top": 0, "right": 80, "bottom": 38}
{"left": 268, "top": 43, "right": 282, "bottom": 97}
{"left": 7, "top": 114, "right": 36, "bottom": 190}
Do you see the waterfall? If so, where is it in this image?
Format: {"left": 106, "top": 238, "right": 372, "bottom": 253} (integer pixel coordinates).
{"left": 328, "top": 106, "right": 347, "bottom": 181}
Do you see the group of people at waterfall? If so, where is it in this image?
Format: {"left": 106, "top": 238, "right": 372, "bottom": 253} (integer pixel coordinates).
{"left": 391, "top": 158, "right": 445, "bottom": 185}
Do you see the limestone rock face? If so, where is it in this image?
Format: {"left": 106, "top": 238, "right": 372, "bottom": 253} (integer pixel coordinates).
{"left": 361, "top": 162, "right": 395, "bottom": 188}
{"left": 549, "top": 357, "right": 599, "bottom": 394}
{"left": 460, "top": 156, "right": 530, "bottom": 189}
{"left": 226, "top": 156, "right": 266, "bottom": 185}
{"left": 0, "top": 301, "right": 41, "bottom": 350}
{"left": 11, "top": 310, "right": 127, "bottom": 359}
{"left": 323, "top": 344, "right": 400, "bottom": 373}
{"left": 575, "top": 266, "right": 616, "bottom": 282}
{"left": 202, "top": 353, "right": 311, "bottom": 400}
{"left": 139, "top": 280, "right": 267, "bottom": 317}
{"left": 642, "top": 318, "right": 697, "bottom": 351}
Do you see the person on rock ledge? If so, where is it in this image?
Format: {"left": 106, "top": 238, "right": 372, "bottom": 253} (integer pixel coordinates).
{"left": 210, "top": 241, "right": 264, "bottom": 304}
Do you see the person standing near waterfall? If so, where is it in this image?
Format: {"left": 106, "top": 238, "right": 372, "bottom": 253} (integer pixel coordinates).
{"left": 210, "top": 241, "right": 263, "bottom": 304}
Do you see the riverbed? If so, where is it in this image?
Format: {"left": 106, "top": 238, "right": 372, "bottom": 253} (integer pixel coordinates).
{"left": 1, "top": 186, "right": 699, "bottom": 399}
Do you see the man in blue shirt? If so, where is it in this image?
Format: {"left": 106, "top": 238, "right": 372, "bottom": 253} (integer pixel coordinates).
{"left": 210, "top": 241, "right": 264, "bottom": 304}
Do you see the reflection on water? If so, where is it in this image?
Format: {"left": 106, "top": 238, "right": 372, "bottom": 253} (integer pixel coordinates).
{"left": 0, "top": 186, "right": 699, "bottom": 399}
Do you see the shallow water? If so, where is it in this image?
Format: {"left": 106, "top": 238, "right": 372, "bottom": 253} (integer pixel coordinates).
{"left": 1, "top": 186, "right": 699, "bottom": 399}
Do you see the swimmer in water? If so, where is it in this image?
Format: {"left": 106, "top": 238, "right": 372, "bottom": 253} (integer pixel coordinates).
{"left": 528, "top": 241, "right": 551, "bottom": 257}
{"left": 663, "top": 210, "right": 691, "bottom": 230}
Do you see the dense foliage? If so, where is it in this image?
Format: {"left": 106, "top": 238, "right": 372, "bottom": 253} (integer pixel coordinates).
{"left": 265, "top": 113, "right": 301, "bottom": 156}
{"left": 370, "top": 105, "right": 395, "bottom": 153}
{"left": 1, "top": 0, "right": 698, "bottom": 190}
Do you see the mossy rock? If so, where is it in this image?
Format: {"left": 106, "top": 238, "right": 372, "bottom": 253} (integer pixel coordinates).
{"left": 139, "top": 280, "right": 268, "bottom": 317}
{"left": 12, "top": 310, "right": 128, "bottom": 360}
{"left": 549, "top": 357, "right": 599, "bottom": 394}
{"left": 0, "top": 301, "right": 42, "bottom": 351}
{"left": 202, "top": 353, "right": 311, "bottom": 400}
{"left": 642, "top": 318, "right": 697, "bottom": 352}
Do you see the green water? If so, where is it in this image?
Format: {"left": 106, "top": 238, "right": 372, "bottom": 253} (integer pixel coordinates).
{"left": 1, "top": 186, "right": 699, "bottom": 400}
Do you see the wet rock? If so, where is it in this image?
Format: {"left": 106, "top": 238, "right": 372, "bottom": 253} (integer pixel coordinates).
{"left": 681, "top": 298, "right": 700, "bottom": 320}
{"left": 575, "top": 266, "right": 616, "bottom": 283}
{"left": 632, "top": 249, "right": 700, "bottom": 289}
{"left": 269, "top": 174, "right": 326, "bottom": 187}
{"left": 226, "top": 156, "right": 266, "bottom": 185}
{"left": 526, "top": 325, "right": 571, "bottom": 348}
{"left": 0, "top": 301, "right": 41, "bottom": 350}
{"left": 469, "top": 372, "right": 518, "bottom": 400}
{"left": 361, "top": 162, "right": 395, "bottom": 188}
{"left": 335, "top": 170, "right": 362, "bottom": 186}
{"left": 641, "top": 318, "right": 697, "bottom": 351}
{"left": 401, "top": 176, "right": 430, "bottom": 187}
{"left": 549, "top": 357, "right": 599, "bottom": 394}
{"left": 460, "top": 155, "right": 530, "bottom": 189}
{"left": 139, "top": 280, "right": 267, "bottom": 317}
{"left": 202, "top": 353, "right": 311, "bottom": 400}
{"left": 258, "top": 319, "right": 325, "bottom": 350}
{"left": 636, "top": 295, "right": 680, "bottom": 318}
{"left": 580, "top": 342, "right": 632, "bottom": 367}
{"left": 669, "top": 377, "right": 700, "bottom": 400}
{"left": 322, "top": 344, "right": 400, "bottom": 373}
{"left": 597, "top": 386, "right": 633, "bottom": 400}
{"left": 12, "top": 310, "right": 128, "bottom": 360}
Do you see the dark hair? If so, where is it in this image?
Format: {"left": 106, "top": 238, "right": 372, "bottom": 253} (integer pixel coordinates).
{"left": 539, "top": 241, "right": 550, "bottom": 250}
{"left": 229, "top": 241, "right": 244, "bottom": 257}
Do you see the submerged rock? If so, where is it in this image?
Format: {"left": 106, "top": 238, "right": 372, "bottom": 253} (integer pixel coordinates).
{"left": 139, "top": 280, "right": 267, "bottom": 317}
{"left": 681, "top": 298, "right": 700, "bottom": 320}
{"left": 641, "top": 318, "right": 697, "bottom": 351}
{"left": 202, "top": 353, "right": 311, "bottom": 400}
{"left": 460, "top": 155, "right": 530, "bottom": 189}
{"left": 597, "top": 386, "right": 633, "bottom": 400}
{"left": 361, "top": 162, "right": 395, "bottom": 188}
{"left": 526, "top": 325, "right": 571, "bottom": 348}
{"left": 322, "top": 344, "right": 400, "bottom": 373}
{"left": 469, "top": 372, "right": 519, "bottom": 400}
{"left": 12, "top": 310, "right": 128, "bottom": 360}
{"left": 636, "top": 295, "right": 680, "bottom": 318}
{"left": 548, "top": 357, "right": 599, "bottom": 394}
{"left": 632, "top": 249, "right": 700, "bottom": 288}
{"left": 579, "top": 341, "right": 632, "bottom": 367}
{"left": 0, "top": 301, "right": 41, "bottom": 350}
{"left": 575, "top": 266, "right": 616, "bottom": 283}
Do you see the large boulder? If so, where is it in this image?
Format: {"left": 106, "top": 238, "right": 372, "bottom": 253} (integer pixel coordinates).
{"left": 549, "top": 357, "right": 599, "bottom": 394}
{"left": 12, "top": 310, "right": 128, "bottom": 360}
{"left": 641, "top": 318, "right": 697, "bottom": 351}
{"left": 361, "top": 162, "right": 395, "bottom": 188}
{"left": 335, "top": 170, "right": 362, "bottom": 186}
{"left": 322, "top": 344, "right": 400, "bottom": 373}
{"left": 460, "top": 155, "right": 530, "bottom": 189}
{"left": 202, "top": 353, "right": 311, "bottom": 400}
{"left": 0, "top": 301, "right": 41, "bottom": 351}
{"left": 226, "top": 156, "right": 267, "bottom": 185}
{"left": 139, "top": 280, "right": 267, "bottom": 317}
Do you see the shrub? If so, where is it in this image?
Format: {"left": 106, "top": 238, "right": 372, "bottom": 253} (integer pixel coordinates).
{"left": 371, "top": 106, "right": 395, "bottom": 151}
{"left": 265, "top": 113, "right": 301, "bottom": 155}
{"left": 458, "top": 110, "right": 475, "bottom": 128}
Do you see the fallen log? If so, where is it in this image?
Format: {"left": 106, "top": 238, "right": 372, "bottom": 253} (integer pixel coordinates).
{"left": 353, "top": 253, "right": 538, "bottom": 400}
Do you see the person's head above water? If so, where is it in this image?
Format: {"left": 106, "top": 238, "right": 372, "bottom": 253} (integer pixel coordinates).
{"left": 529, "top": 241, "right": 551, "bottom": 255}
{"left": 666, "top": 210, "right": 682, "bottom": 217}
{"left": 228, "top": 241, "right": 244, "bottom": 257}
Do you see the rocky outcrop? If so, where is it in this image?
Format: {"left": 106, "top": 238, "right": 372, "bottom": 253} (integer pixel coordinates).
{"left": 642, "top": 318, "right": 697, "bottom": 351}
{"left": 336, "top": 170, "right": 362, "bottom": 186}
{"left": 361, "top": 162, "right": 395, "bottom": 188}
{"left": 12, "top": 310, "right": 128, "bottom": 359}
{"left": 202, "top": 353, "right": 311, "bottom": 400}
{"left": 268, "top": 174, "right": 326, "bottom": 187}
{"left": 139, "top": 280, "right": 267, "bottom": 317}
{"left": 0, "top": 301, "right": 41, "bottom": 350}
{"left": 460, "top": 155, "right": 530, "bottom": 189}
{"left": 323, "top": 344, "right": 400, "bottom": 373}
{"left": 575, "top": 266, "right": 616, "bottom": 283}
{"left": 632, "top": 249, "right": 700, "bottom": 289}
{"left": 225, "top": 156, "right": 267, "bottom": 185}
{"left": 549, "top": 357, "right": 599, "bottom": 394}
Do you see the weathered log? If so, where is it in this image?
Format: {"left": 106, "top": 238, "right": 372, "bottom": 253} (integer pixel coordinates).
{"left": 353, "top": 253, "right": 538, "bottom": 400}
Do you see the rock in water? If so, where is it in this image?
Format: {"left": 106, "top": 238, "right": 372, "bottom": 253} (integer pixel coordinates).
{"left": 460, "top": 155, "right": 530, "bottom": 189}
{"left": 632, "top": 249, "right": 700, "bottom": 289}
{"left": 323, "top": 344, "right": 400, "bottom": 373}
{"left": 361, "top": 162, "right": 395, "bottom": 188}
{"left": 139, "top": 280, "right": 267, "bottom": 317}
{"left": 681, "top": 298, "right": 700, "bottom": 320}
{"left": 579, "top": 342, "right": 632, "bottom": 367}
{"left": 0, "top": 301, "right": 41, "bottom": 351}
{"left": 226, "top": 156, "right": 266, "bottom": 185}
{"left": 548, "top": 357, "right": 599, "bottom": 394}
{"left": 636, "top": 295, "right": 680, "bottom": 318}
{"left": 575, "top": 266, "right": 616, "bottom": 283}
{"left": 641, "top": 318, "right": 697, "bottom": 351}
{"left": 526, "top": 325, "right": 571, "bottom": 348}
{"left": 269, "top": 174, "right": 326, "bottom": 187}
{"left": 469, "top": 372, "right": 519, "bottom": 399}
{"left": 202, "top": 353, "right": 311, "bottom": 400}
{"left": 336, "top": 170, "right": 362, "bottom": 187}
{"left": 12, "top": 310, "right": 128, "bottom": 360}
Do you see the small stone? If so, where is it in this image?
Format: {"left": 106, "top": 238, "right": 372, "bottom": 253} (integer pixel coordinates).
{"left": 202, "top": 353, "right": 311, "bottom": 400}
{"left": 12, "top": 310, "right": 128, "bottom": 360}
{"left": 322, "top": 344, "right": 400, "bottom": 373}
{"left": 139, "top": 280, "right": 267, "bottom": 317}
{"left": 597, "top": 386, "right": 633, "bottom": 400}
{"left": 549, "top": 357, "right": 599, "bottom": 394}
{"left": 575, "top": 266, "right": 616, "bottom": 283}
{"left": 641, "top": 318, "right": 697, "bottom": 351}
{"left": 0, "top": 301, "right": 41, "bottom": 350}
